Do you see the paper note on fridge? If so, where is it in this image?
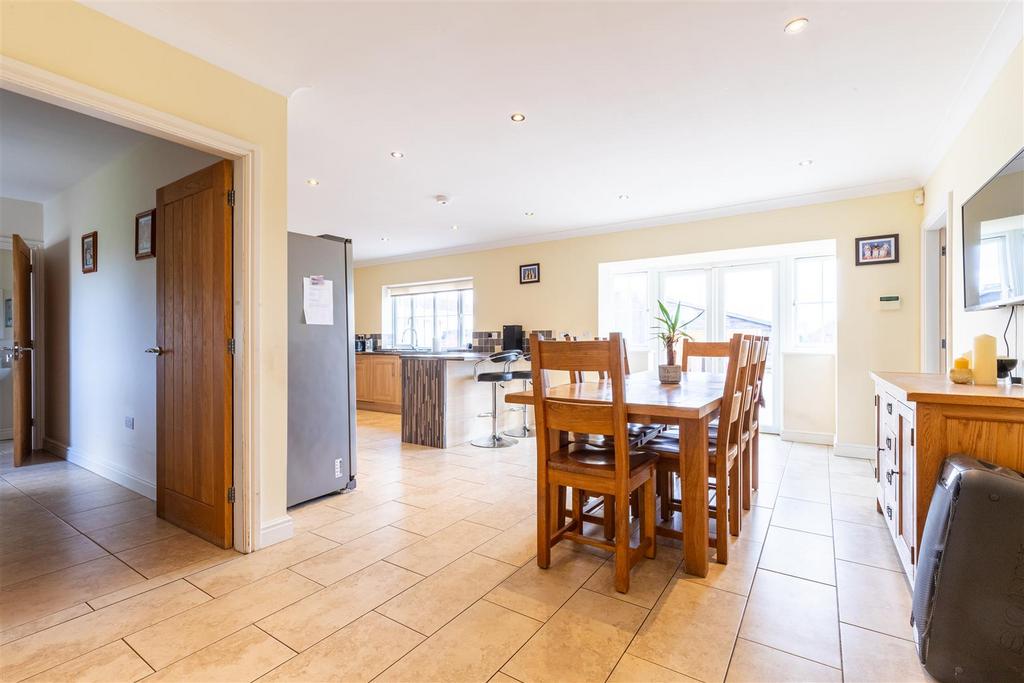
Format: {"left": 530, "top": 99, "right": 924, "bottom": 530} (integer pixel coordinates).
{"left": 303, "top": 276, "right": 334, "bottom": 325}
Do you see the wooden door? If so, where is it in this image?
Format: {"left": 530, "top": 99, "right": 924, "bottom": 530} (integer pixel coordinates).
{"left": 12, "top": 235, "right": 32, "bottom": 467}
{"left": 155, "top": 160, "right": 234, "bottom": 548}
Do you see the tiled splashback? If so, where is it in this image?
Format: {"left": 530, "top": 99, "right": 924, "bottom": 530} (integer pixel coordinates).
{"left": 355, "top": 330, "right": 553, "bottom": 353}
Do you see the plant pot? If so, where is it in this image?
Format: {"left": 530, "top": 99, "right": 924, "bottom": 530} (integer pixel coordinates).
{"left": 659, "top": 364, "right": 681, "bottom": 384}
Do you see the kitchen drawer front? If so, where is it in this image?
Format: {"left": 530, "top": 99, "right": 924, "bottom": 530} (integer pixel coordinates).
{"left": 879, "top": 392, "right": 899, "bottom": 437}
{"left": 880, "top": 426, "right": 899, "bottom": 538}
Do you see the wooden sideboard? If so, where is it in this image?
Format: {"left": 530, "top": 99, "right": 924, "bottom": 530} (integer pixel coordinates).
{"left": 871, "top": 372, "right": 1024, "bottom": 582}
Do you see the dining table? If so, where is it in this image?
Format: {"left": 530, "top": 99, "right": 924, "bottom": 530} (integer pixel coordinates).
{"left": 504, "top": 369, "right": 725, "bottom": 578}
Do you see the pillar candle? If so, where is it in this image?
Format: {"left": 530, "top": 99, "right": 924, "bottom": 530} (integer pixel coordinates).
{"left": 972, "top": 334, "right": 997, "bottom": 386}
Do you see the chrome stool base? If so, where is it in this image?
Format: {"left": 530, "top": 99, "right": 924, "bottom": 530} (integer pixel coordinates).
{"left": 503, "top": 425, "right": 534, "bottom": 438}
{"left": 471, "top": 434, "right": 519, "bottom": 448}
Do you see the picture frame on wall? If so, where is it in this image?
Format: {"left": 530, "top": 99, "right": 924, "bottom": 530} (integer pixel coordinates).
{"left": 82, "top": 231, "right": 98, "bottom": 274}
{"left": 519, "top": 263, "right": 540, "bottom": 284}
{"left": 135, "top": 209, "right": 156, "bottom": 260}
{"left": 855, "top": 233, "right": 899, "bottom": 266}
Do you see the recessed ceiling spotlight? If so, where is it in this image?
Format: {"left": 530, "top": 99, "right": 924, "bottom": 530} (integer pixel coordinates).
{"left": 306, "top": 178, "right": 320, "bottom": 186}
{"left": 450, "top": 224, "right": 459, "bottom": 231}
{"left": 618, "top": 194, "right": 630, "bottom": 200}
{"left": 510, "top": 113, "right": 526, "bottom": 123}
{"left": 435, "top": 194, "right": 450, "bottom": 205}
{"left": 798, "top": 159, "right": 814, "bottom": 167}
{"left": 390, "top": 151, "right": 405, "bottom": 159}
{"left": 524, "top": 211, "right": 535, "bottom": 217}
{"left": 784, "top": 17, "right": 809, "bottom": 34}
{"left": 380, "top": 236, "right": 390, "bottom": 242}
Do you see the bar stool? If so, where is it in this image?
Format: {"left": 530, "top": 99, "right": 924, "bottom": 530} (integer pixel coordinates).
{"left": 503, "top": 352, "right": 534, "bottom": 438}
{"left": 471, "top": 349, "right": 522, "bottom": 448}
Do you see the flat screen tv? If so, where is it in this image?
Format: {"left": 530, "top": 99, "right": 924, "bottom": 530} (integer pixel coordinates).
{"left": 963, "top": 146, "right": 1024, "bottom": 311}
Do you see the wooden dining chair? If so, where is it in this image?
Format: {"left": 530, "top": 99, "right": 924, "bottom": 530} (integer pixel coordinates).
{"left": 648, "top": 334, "right": 752, "bottom": 563}
{"left": 748, "top": 337, "right": 769, "bottom": 498}
{"left": 738, "top": 337, "right": 762, "bottom": 510}
{"left": 532, "top": 332, "right": 657, "bottom": 593}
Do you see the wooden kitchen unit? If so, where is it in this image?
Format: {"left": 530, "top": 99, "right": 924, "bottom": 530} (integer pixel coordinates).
{"left": 356, "top": 353, "right": 403, "bottom": 413}
{"left": 871, "top": 371, "right": 1024, "bottom": 582}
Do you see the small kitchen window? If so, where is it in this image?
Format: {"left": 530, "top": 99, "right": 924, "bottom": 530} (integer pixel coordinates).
{"left": 382, "top": 278, "right": 474, "bottom": 350}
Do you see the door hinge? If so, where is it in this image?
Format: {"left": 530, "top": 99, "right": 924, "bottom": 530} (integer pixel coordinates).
{"left": 940, "top": 338, "right": 947, "bottom": 350}
{"left": 227, "top": 190, "right": 235, "bottom": 207}
{"left": 228, "top": 338, "right": 236, "bottom": 355}
{"left": 29, "top": 418, "right": 35, "bottom": 426}
{"left": 940, "top": 245, "right": 946, "bottom": 257}
{"left": 227, "top": 486, "right": 235, "bottom": 504}
{"left": 910, "top": 428, "right": 915, "bottom": 447}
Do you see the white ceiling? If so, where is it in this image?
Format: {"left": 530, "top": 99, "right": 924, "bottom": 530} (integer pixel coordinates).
{"left": 0, "top": 89, "right": 152, "bottom": 203}
{"left": 84, "top": 1, "right": 1023, "bottom": 263}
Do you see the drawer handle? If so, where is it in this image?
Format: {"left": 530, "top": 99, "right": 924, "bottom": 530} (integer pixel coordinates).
{"left": 885, "top": 436, "right": 892, "bottom": 450}
{"left": 886, "top": 469, "right": 897, "bottom": 485}
{"left": 886, "top": 402, "right": 893, "bottom": 415}
{"left": 886, "top": 505, "right": 893, "bottom": 520}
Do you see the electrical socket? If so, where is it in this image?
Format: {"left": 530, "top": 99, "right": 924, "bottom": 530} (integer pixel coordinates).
{"left": 334, "top": 458, "right": 342, "bottom": 478}
{"left": 124, "top": 416, "right": 134, "bottom": 430}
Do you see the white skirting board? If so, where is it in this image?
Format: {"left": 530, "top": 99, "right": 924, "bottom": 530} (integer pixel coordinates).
{"left": 0, "top": 428, "right": 12, "bottom": 441}
{"left": 780, "top": 430, "right": 834, "bottom": 446}
{"left": 46, "top": 439, "right": 157, "bottom": 500}
{"left": 833, "top": 442, "right": 875, "bottom": 460}
{"left": 259, "top": 515, "right": 294, "bottom": 548}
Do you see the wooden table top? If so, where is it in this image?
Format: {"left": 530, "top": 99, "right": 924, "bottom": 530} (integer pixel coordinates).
{"left": 505, "top": 370, "right": 725, "bottom": 420}
{"left": 872, "top": 371, "right": 1024, "bottom": 408}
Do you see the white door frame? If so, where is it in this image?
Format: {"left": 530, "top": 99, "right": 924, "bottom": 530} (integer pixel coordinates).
{"left": 920, "top": 191, "right": 954, "bottom": 373}
{"left": 1, "top": 56, "right": 264, "bottom": 553}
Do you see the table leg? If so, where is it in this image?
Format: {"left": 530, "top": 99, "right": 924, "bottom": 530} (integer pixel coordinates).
{"left": 681, "top": 414, "right": 710, "bottom": 577}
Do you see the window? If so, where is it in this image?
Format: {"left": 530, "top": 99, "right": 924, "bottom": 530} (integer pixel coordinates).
{"left": 382, "top": 279, "right": 474, "bottom": 350}
{"left": 792, "top": 256, "right": 836, "bottom": 348}
{"left": 608, "top": 272, "right": 649, "bottom": 348}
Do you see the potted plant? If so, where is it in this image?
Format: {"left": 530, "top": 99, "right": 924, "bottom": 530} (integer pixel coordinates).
{"left": 652, "top": 300, "right": 702, "bottom": 383}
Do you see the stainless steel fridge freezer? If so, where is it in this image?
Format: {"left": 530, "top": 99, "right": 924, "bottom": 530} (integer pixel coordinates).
{"left": 287, "top": 233, "right": 357, "bottom": 507}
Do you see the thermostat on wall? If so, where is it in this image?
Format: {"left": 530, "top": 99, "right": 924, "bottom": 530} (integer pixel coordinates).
{"left": 880, "top": 295, "right": 901, "bottom": 311}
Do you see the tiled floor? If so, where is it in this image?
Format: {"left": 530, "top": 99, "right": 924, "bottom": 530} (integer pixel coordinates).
{"left": 0, "top": 415, "right": 936, "bottom": 682}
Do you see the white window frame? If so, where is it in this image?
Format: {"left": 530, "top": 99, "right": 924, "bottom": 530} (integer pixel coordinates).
{"left": 381, "top": 278, "right": 474, "bottom": 350}
{"left": 787, "top": 254, "right": 837, "bottom": 354}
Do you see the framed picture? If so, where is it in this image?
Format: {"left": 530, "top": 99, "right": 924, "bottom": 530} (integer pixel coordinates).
{"left": 135, "top": 209, "right": 156, "bottom": 260}
{"left": 855, "top": 233, "right": 899, "bottom": 266}
{"left": 519, "top": 263, "right": 540, "bottom": 284}
{"left": 82, "top": 231, "right": 98, "bottom": 274}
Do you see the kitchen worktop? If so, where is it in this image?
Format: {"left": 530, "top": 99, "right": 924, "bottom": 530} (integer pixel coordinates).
{"left": 356, "top": 350, "right": 493, "bottom": 361}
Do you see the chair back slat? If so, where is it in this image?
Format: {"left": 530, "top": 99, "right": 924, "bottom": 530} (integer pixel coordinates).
{"left": 544, "top": 400, "right": 615, "bottom": 434}
{"left": 681, "top": 340, "right": 730, "bottom": 371}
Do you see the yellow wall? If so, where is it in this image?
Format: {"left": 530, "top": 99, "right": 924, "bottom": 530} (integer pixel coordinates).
{"left": 356, "top": 190, "right": 923, "bottom": 450}
{"left": 1, "top": 1, "right": 290, "bottom": 536}
{"left": 924, "top": 41, "right": 1023, "bottom": 360}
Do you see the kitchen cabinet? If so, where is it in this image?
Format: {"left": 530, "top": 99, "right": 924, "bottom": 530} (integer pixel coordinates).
{"left": 356, "top": 354, "right": 402, "bottom": 413}
{"left": 871, "top": 372, "right": 1024, "bottom": 585}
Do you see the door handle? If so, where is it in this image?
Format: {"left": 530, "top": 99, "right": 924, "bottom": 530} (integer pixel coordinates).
{"left": 145, "top": 347, "right": 164, "bottom": 355}
{"left": 2, "top": 343, "right": 30, "bottom": 361}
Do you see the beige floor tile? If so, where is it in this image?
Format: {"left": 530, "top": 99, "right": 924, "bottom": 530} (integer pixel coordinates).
{"left": 486, "top": 545, "right": 604, "bottom": 621}
{"left": 0, "top": 603, "right": 92, "bottom": 646}
{"left": 758, "top": 527, "right": 836, "bottom": 585}
{"left": 680, "top": 536, "right": 762, "bottom": 597}
{"left": 0, "top": 513, "right": 79, "bottom": 550}
{"left": 62, "top": 498, "right": 156, "bottom": 533}
{"left": 84, "top": 515, "right": 186, "bottom": 554}
{"left": 770, "top": 497, "right": 833, "bottom": 536}
{"left": 41, "top": 486, "right": 141, "bottom": 517}
{"left": 379, "top": 552, "right": 515, "bottom": 635}
{"left": 726, "top": 637, "right": 842, "bottom": 683}
{"left": 391, "top": 497, "right": 486, "bottom": 536}
{"left": 503, "top": 589, "right": 648, "bottom": 683}
{"left": 0, "top": 555, "right": 144, "bottom": 631}
{"left": 311, "top": 500, "right": 422, "bottom": 543}
{"left": 489, "top": 672, "right": 520, "bottom": 683}
{"left": 116, "top": 532, "right": 238, "bottom": 579}
{"left": 321, "top": 482, "right": 424, "bottom": 515}
{"left": 187, "top": 533, "right": 338, "bottom": 597}
{"left": 628, "top": 580, "right": 746, "bottom": 683}
{"left": 0, "top": 533, "right": 110, "bottom": 587}
{"left": 24, "top": 639, "right": 153, "bottom": 682}
{"left": 608, "top": 653, "right": 699, "bottom": 682}
{"left": 836, "top": 560, "right": 914, "bottom": 640}
{"left": 829, "top": 456, "right": 874, "bottom": 478}
{"left": 258, "top": 560, "right": 422, "bottom": 651}
{"left": 125, "top": 569, "right": 319, "bottom": 670}
{"left": 261, "top": 611, "right": 423, "bottom": 682}
{"left": 778, "top": 471, "right": 830, "bottom": 504}
{"left": 831, "top": 493, "right": 885, "bottom": 528}
{"left": 833, "top": 520, "right": 902, "bottom": 572}
{"left": 288, "top": 502, "right": 351, "bottom": 534}
{"left": 829, "top": 473, "right": 877, "bottom": 498}
{"left": 472, "top": 516, "right": 538, "bottom": 567}
{"left": 144, "top": 626, "right": 294, "bottom": 682}
{"left": 386, "top": 520, "right": 500, "bottom": 576}
{"left": 379, "top": 600, "right": 541, "bottom": 683}
{"left": 585, "top": 546, "right": 681, "bottom": 608}
{"left": 840, "top": 623, "right": 935, "bottom": 683}
{"left": 0, "top": 580, "right": 209, "bottom": 682}
{"left": 739, "top": 570, "right": 840, "bottom": 668}
{"left": 750, "top": 478, "right": 780, "bottom": 509}
{"left": 88, "top": 555, "right": 238, "bottom": 610}
{"left": 290, "top": 526, "right": 423, "bottom": 585}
